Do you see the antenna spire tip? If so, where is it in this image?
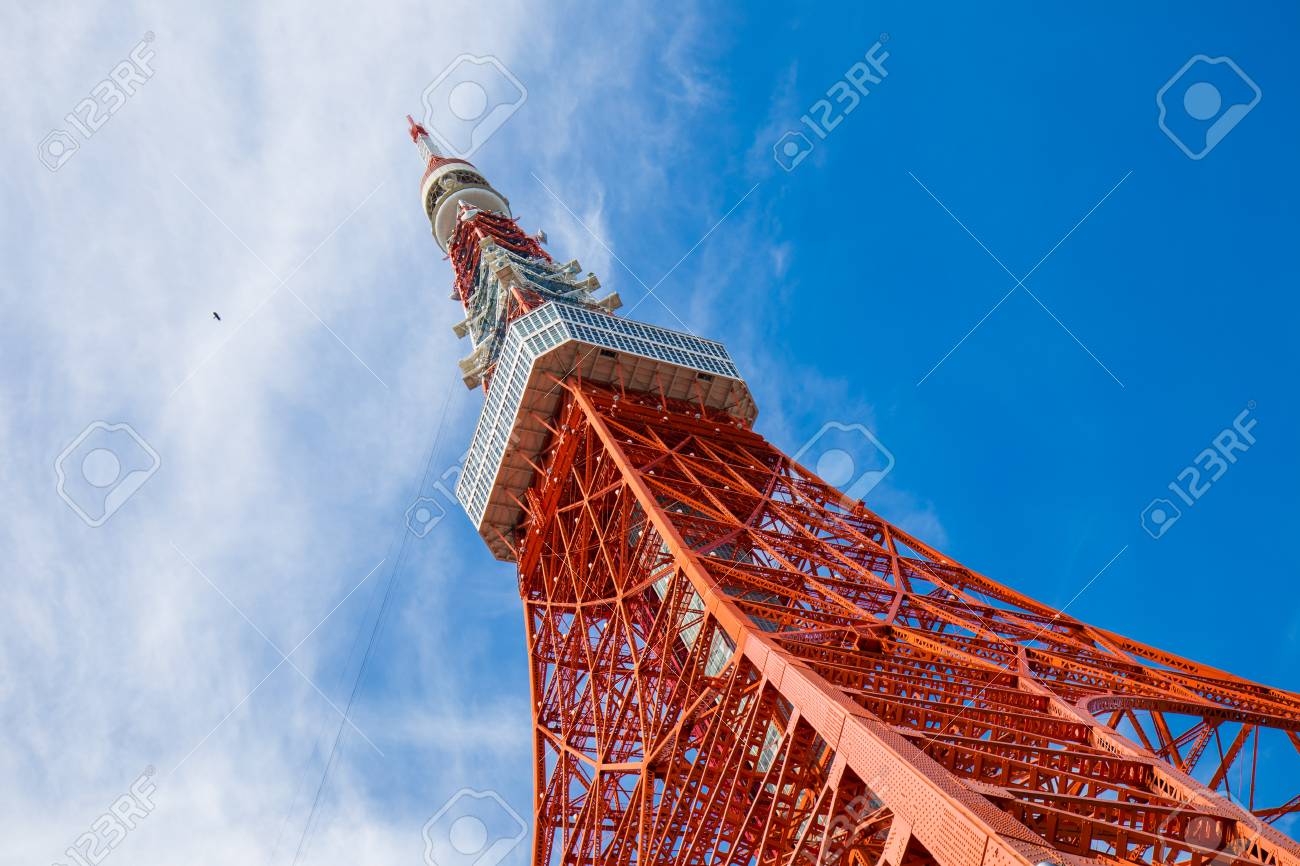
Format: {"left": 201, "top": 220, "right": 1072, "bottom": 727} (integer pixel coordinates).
{"left": 407, "top": 114, "right": 428, "bottom": 143}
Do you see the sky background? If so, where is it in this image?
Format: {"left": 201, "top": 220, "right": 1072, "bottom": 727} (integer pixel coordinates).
{"left": 4, "top": 1, "right": 1299, "bottom": 863}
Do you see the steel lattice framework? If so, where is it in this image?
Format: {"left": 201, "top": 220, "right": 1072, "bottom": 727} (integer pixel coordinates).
{"left": 406, "top": 118, "right": 1300, "bottom": 866}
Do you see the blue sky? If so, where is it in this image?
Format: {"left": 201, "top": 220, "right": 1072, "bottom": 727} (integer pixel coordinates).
{"left": 5, "top": 0, "right": 1299, "bottom": 863}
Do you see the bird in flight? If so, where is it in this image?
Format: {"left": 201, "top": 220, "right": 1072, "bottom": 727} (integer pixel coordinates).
{"left": 212, "top": 311, "right": 222, "bottom": 321}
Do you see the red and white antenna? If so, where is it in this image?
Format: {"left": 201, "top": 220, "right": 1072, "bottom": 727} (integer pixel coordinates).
{"left": 407, "top": 114, "right": 441, "bottom": 165}
{"left": 406, "top": 114, "right": 511, "bottom": 251}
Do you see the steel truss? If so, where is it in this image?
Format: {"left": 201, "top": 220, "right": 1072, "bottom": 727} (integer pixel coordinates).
{"left": 514, "top": 379, "right": 1300, "bottom": 866}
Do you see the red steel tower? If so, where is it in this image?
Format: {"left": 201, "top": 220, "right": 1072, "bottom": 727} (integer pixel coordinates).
{"left": 408, "top": 117, "right": 1300, "bottom": 866}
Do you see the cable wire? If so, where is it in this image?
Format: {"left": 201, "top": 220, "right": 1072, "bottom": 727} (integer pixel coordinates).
{"left": 289, "top": 384, "right": 456, "bottom": 866}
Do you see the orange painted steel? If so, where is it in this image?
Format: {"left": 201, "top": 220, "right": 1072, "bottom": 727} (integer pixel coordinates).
{"left": 408, "top": 122, "right": 1300, "bottom": 864}
{"left": 512, "top": 379, "right": 1300, "bottom": 866}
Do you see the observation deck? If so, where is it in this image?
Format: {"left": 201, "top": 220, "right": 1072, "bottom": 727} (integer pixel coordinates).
{"left": 455, "top": 301, "right": 756, "bottom": 560}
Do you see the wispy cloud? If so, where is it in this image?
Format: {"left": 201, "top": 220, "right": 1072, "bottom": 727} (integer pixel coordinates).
{"left": 2, "top": 3, "right": 942, "bottom": 864}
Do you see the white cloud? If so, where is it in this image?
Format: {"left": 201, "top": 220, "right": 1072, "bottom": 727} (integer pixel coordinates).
{"left": 1, "top": 4, "right": 942, "bottom": 865}
{"left": 1, "top": 1, "right": 553, "bottom": 863}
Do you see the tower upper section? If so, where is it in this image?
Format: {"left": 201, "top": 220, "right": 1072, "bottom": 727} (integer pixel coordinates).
{"left": 408, "top": 115, "right": 510, "bottom": 252}
{"left": 408, "top": 115, "right": 756, "bottom": 559}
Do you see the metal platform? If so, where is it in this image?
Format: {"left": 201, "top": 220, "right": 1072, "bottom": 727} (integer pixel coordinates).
{"left": 456, "top": 301, "right": 756, "bottom": 560}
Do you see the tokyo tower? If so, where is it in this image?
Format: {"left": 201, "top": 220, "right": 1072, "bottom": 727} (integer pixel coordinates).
{"left": 407, "top": 116, "right": 1300, "bottom": 866}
